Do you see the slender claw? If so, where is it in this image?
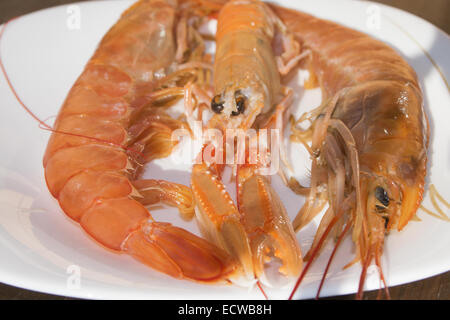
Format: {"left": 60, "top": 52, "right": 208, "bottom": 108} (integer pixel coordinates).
{"left": 191, "top": 163, "right": 255, "bottom": 285}
{"left": 237, "top": 166, "right": 303, "bottom": 287}
{"left": 123, "top": 220, "right": 236, "bottom": 282}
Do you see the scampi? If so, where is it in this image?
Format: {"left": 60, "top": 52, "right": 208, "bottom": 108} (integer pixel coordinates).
{"left": 270, "top": 5, "right": 429, "bottom": 299}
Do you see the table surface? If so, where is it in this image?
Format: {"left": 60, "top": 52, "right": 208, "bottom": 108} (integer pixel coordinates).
{"left": 0, "top": 0, "right": 448, "bottom": 300}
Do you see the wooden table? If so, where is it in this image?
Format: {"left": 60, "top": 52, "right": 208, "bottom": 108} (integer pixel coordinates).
{"left": 0, "top": 0, "right": 448, "bottom": 300}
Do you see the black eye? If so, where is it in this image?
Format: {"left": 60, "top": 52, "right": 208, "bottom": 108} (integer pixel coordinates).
{"left": 383, "top": 216, "right": 390, "bottom": 229}
{"left": 231, "top": 91, "right": 246, "bottom": 117}
{"left": 375, "top": 186, "right": 389, "bottom": 207}
{"left": 211, "top": 95, "right": 224, "bottom": 114}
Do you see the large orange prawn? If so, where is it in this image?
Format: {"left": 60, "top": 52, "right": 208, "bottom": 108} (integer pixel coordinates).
{"left": 187, "top": 0, "right": 306, "bottom": 286}
{"left": 41, "top": 0, "right": 240, "bottom": 283}
{"left": 268, "top": 6, "right": 429, "bottom": 299}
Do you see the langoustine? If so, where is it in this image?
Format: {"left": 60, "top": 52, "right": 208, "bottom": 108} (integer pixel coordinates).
{"left": 269, "top": 5, "right": 429, "bottom": 298}
{"left": 189, "top": 0, "right": 305, "bottom": 286}
{"left": 43, "top": 0, "right": 238, "bottom": 283}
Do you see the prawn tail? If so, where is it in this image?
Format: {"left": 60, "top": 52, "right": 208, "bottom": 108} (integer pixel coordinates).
{"left": 123, "top": 219, "right": 236, "bottom": 282}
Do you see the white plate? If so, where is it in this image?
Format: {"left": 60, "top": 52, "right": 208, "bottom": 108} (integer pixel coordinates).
{"left": 0, "top": 0, "right": 449, "bottom": 300}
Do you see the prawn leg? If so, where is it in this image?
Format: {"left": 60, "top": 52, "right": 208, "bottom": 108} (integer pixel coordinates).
{"left": 191, "top": 162, "right": 255, "bottom": 284}
{"left": 236, "top": 163, "right": 303, "bottom": 286}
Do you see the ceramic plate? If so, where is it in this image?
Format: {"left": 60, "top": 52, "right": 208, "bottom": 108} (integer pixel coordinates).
{"left": 0, "top": 0, "right": 449, "bottom": 299}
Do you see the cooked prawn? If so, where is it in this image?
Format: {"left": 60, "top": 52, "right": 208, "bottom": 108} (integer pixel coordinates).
{"left": 42, "top": 0, "right": 238, "bottom": 283}
{"left": 269, "top": 5, "right": 429, "bottom": 299}
{"left": 188, "top": 0, "right": 306, "bottom": 286}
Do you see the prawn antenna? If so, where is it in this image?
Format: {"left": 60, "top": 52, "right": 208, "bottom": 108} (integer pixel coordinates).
{"left": 256, "top": 280, "right": 269, "bottom": 300}
{"left": 0, "top": 19, "right": 145, "bottom": 159}
{"left": 288, "top": 210, "right": 345, "bottom": 300}
{"left": 315, "top": 221, "right": 351, "bottom": 299}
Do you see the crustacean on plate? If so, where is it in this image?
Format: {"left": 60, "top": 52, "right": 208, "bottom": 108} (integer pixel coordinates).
{"left": 0, "top": 0, "right": 433, "bottom": 299}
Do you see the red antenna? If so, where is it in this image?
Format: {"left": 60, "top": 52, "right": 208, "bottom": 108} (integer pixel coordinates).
{"left": 0, "top": 18, "right": 145, "bottom": 159}
{"left": 288, "top": 210, "right": 345, "bottom": 300}
{"left": 315, "top": 222, "right": 351, "bottom": 299}
{"left": 256, "top": 280, "right": 268, "bottom": 300}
